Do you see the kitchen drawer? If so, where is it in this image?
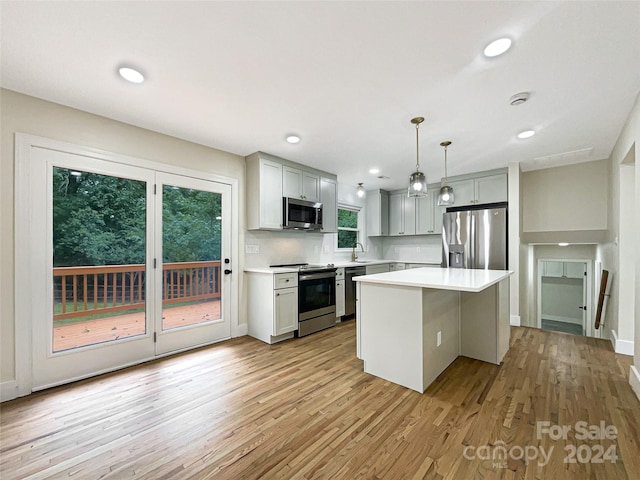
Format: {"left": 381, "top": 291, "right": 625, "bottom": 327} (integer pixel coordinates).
{"left": 274, "top": 272, "right": 298, "bottom": 289}
{"left": 336, "top": 267, "right": 345, "bottom": 280}
{"left": 366, "top": 264, "right": 390, "bottom": 275}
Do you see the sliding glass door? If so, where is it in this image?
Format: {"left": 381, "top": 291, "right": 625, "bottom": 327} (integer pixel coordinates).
{"left": 29, "top": 147, "right": 232, "bottom": 390}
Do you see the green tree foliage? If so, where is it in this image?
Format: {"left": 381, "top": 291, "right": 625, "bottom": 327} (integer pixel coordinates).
{"left": 53, "top": 168, "right": 146, "bottom": 267}
{"left": 337, "top": 208, "right": 359, "bottom": 248}
{"left": 338, "top": 208, "right": 358, "bottom": 228}
{"left": 162, "top": 185, "right": 221, "bottom": 262}
{"left": 53, "top": 168, "right": 222, "bottom": 267}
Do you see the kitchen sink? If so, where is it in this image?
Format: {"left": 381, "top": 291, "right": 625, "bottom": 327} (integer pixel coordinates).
{"left": 353, "top": 260, "right": 376, "bottom": 264}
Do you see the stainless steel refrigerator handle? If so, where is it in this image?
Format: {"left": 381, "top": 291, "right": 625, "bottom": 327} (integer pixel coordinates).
{"left": 468, "top": 211, "right": 476, "bottom": 269}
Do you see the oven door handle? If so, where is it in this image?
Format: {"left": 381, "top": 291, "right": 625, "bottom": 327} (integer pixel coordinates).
{"left": 299, "top": 272, "right": 337, "bottom": 281}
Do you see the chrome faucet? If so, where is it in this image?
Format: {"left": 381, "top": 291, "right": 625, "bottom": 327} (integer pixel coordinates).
{"left": 351, "top": 242, "right": 365, "bottom": 262}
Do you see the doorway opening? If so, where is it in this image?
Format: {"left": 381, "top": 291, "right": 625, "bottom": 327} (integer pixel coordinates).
{"left": 537, "top": 259, "right": 594, "bottom": 337}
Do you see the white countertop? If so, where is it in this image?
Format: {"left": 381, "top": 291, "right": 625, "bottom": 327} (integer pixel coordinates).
{"left": 353, "top": 267, "right": 512, "bottom": 292}
{"left": 244, "top": 260, "right": 440, "bottom": 274}
{"left": 244, "top": 267, "right": 300, "bottom": 274}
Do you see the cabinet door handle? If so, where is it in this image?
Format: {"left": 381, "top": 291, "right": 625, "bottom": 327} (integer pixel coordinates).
{"left": 224, "top": 269, "right": 232, "bottom": 275}
{"left": 276, "top": 293, "right": 280, "bottom": 296}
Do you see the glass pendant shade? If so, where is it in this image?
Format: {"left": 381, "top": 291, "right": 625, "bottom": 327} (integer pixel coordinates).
{"left": 437, "top": 184, "right": 455, "bottom": 206}
{"left": 437, "top": 140, "right": 454, "bottom": 206}
{"left": 407, "top": 117, "right": 427, "bottom": 198}
{"left": 356, "top": 183, "right": 365, "bottom": 198}
{"left": 408, "top": 171, "right": 427, "bottom": 197}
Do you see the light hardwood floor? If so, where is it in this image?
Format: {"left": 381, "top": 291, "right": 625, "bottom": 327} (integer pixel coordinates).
{"left": 1, "top": 322, "right": 639, "bottom": 479}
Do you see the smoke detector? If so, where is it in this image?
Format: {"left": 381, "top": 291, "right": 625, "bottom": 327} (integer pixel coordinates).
{"left": 509, "top": 92, "right": 530, "bottom": 106}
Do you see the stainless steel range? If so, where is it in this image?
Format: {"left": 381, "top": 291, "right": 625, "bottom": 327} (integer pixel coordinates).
{"left": 270, "top": 263, "right": 337, "bottom": 337}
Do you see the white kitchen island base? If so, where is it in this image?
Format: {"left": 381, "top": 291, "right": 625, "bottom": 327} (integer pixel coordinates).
{"left": 355, "top": 268, "right": 511, "bottom": 393}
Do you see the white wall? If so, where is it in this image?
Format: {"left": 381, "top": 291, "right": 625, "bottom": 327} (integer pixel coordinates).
{"left": 601, "top": 92, "right": 639, "bottom": 363}
{"left": 0, "top": 89, "right": 246, "bottom": 387}
{"left": 521, "top": 159, "right": 609, "bottom": 243}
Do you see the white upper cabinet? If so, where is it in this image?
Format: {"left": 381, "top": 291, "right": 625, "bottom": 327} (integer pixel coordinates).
{"left": 389, "top": 193, "right": 416, "bottom": 236}
{"left": 283, "top": 166, "right": 320, "bottom": 202}
{"left": 302, "top": 172, "right": 320, "bottom": 202}
{"left": 366, "top": 189, "right": 389, "bottom": 237}
{"left": 475, "top": 174, "right": 508, "bottom": 204}
{"left": 320, "top": 177, "right": 337, "bottom": 233}
{"left": 543, "top": 261, "right": 585, "bottom": 279}
{"left": 447, "top": 179, "right": 476, "bottom": 206}
{"left": 415, "top": 186, "right": 444, "bottom": 235}
{"left": 246, "top": 154, "right": 283, "bottom": 230}
{"left": 447, "top": 173, "right": 507, "bottom": 207}
{"left": 246, "top": 152, "right": 336, "bottom": 231}
{"left": 368, "top": 169, "right": 507, "bottom": 237}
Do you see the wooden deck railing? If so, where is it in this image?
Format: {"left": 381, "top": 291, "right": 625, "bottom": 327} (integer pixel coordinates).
{"left": 53, "top": 261, "right": 221, "bottom": 320}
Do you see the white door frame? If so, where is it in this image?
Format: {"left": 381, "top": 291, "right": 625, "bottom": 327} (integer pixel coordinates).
{"left": 536, "top": 258, "right": 595, "bottom": 337}
{"left": 15, "top": 134, "right": 240, "bottom": 397}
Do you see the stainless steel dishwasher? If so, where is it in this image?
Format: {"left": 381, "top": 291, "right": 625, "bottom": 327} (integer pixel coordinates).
{"left": 344, "top": 266, "right": 366, "bottom": 317}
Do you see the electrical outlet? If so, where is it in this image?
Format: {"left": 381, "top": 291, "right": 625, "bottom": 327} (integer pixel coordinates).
{"left": 245, "top": 244, "right": 259, "bottom": 254}
{"left": 323, "top": 245, "right": 330, "bottom": 254}
{"left": 437, "top": 331, "right": 442, "bottom": 347}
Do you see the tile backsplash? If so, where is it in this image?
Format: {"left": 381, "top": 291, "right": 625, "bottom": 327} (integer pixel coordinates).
{"left": 244, "top": 230, "right": 442, "bottom": 267}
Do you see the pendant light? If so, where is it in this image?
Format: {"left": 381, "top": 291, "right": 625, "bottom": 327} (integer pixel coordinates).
{"left": 407, "top": 117, "right": 427, "bottom": 197}
{"left": 356, "top": 183, "right": 365, "bottom": 198}
{"left": 437, "top": 141, "right": 455, "bottom": 206}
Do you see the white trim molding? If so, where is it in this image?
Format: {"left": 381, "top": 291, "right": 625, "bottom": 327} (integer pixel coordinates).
{"left": 610, "top": 329, "right": 634, "bottom": 356}
{"left": 510, "top": 315, "right": 521, "bottom": 327}
{"left": 0, "top": 381, "right": 18, "bottom": 403}
{"left": 629, "top": 366, "right": 640, "bottom": 403}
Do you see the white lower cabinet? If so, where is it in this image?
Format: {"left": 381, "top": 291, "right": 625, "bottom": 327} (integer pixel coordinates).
{"left": 366, "top": 263, "right": 390, "bottom": 275}
{"left": 247, "top": 271, "right": 298, "bottom": 344}
{"left": 389, "top": 262, "right": 406, "bottom": 271}
{"left": 274, "top": 286, "right": 298, "bottom": 336}
{"left": 336, "top": 280, "right": 345, "bottom": 317}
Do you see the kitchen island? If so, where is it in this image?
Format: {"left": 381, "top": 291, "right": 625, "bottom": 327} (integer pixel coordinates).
{"left": 354, "top": 267, "right": 512, "bottom": 393}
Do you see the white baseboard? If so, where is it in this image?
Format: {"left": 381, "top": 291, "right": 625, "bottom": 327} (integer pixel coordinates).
{"left": 541, "top": 314, "right": 583, "bottom": 325}
{"left": 234, "top": 323, "right": 248, "bottom": 337}
{"left": 630, "top": 366, "right": 640, "bottom": 403}
{"left": 0, "top": 380, "right": 18, "bottom": 403}
{"left": 510, "top": 315, "right": 521, "bottom": 327}
{"left": 611, "top": 329, "right": 634, "bottom": 356}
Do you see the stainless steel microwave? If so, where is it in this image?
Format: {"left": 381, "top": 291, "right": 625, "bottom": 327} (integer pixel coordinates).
{"left": 283, "top": 197, "right": 323, "bottom": 230}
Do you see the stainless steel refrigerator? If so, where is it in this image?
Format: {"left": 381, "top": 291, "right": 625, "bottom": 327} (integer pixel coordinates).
{"left": 442, "top": 203, "right": 508, "bottom": 269}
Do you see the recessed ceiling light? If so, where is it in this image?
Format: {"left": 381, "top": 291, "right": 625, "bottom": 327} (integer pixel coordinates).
{"left": 484, "top": 38, "right": 512, "bottom": 57}
{"left": 558, "top": 242, "right": 569, "bottom": 247}
{"left": 286, "top": 135, "right": 300, "bottom": 144}
{"left": 369, "top": 168, "right": 380, "bottom": 174}
{"left": 118, "top": 67, "right": 145, "bottom": 84}
{"left": 517, "top": 130, "right": 536, "bottom": 139}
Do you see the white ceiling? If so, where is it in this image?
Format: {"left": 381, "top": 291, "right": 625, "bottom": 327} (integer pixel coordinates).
{"left": 2, "top": 1, "right": 639, "bottom": 191}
